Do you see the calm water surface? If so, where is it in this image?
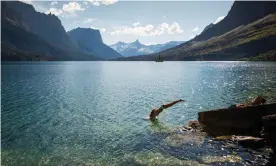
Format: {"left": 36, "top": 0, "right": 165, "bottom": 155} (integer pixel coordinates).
{"left": 2, "top": 62, "right": 276, "bottom": 165}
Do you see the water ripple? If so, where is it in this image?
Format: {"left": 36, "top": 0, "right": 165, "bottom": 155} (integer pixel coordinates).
{"left": 1, "top": 62, "right": 275, "bottom": 165}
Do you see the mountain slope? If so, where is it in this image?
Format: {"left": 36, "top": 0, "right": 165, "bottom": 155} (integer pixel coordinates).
{"left": 116, "top": 1, "right": 276, "bottom": 61}
{"left": 1, "top": 1, "right": 100, "bottom": 61}
{"left": 158, "top": 41, "right": 185, "bottom": 52}
{"left": 110, "top": 40, "right": 184, "bottom": 57}
{"left": 202, "top": 23, "right": 214, "bottom": 33}
{"left": 67, "top": 28, "right": 121, "bottom": 60}
{"left": 1, "top": 2, "right": 99, "bottom": 61}
{"left": 4, "top": 1, "right": 78, "bottom": 51}
{"left": 193, "top": 1, "right": 276, "bottom": 42}
{"left": 171, "top": 14, "right": 276, "bottom": 61}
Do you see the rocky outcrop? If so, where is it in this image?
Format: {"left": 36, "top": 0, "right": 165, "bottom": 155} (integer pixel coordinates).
{"left": 198, "top": 103, "right": 276, "bottom": 136}
{"left": 68, "top": 28, "right": 122, "bottom": 60}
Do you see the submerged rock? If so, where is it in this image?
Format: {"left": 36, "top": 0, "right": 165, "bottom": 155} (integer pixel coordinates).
{"left": 164, "top": 132, "right": 206, "bottom": 147}
{"left": 181, "top": 120, "right": 202, "bottom": 132}
{"left": 123, "top": 152, "right": 206, "bottom": 166}
{"left": 201, "top": 155, "right": 241, "bottom": 164}
{"left": 232, "top": 136, "right": 265, "bottom": 149}
{"left": 214, "top": 135, "right": 265, "bottom": 149}
{"left": 214, "top": 135, "right": 233, "bottom": 141}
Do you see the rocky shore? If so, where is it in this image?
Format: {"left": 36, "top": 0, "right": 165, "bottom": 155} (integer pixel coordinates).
{"left": 181, "top": 103, "right": 276, "bottom": 165}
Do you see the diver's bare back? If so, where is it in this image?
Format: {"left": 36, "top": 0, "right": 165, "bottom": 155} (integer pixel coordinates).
{"left": 146, "top": 99, "right": 184, "bottom": 120}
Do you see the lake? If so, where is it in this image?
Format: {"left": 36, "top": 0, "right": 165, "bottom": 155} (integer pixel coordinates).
{"left": 2, "top": 62, "right": 276, "bottom": 165}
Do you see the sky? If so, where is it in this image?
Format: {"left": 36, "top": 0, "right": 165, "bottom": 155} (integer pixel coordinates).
{"left": 24, "top": 0, "right": 234, "bottom": 45}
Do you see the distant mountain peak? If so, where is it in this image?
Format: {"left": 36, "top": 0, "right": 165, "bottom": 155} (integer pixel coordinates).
{"left": 130, "top": 39, "right": 143, "bottom": 47}
{"left": 132, "top": 39, "right": 141, "bottom": 44}
{"left": 117, "top": 41, "right": 125, "bottom": 45}
{"left": 109, "top": 40, "right": 185, "bottom": 57}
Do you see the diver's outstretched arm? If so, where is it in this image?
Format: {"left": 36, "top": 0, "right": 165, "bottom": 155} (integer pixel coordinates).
{"left": 161, "top": 99, "right": 184, "bottom": 109}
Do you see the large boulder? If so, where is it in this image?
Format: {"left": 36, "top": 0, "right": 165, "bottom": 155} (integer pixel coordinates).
{"left": 198, "top": 103, "right": 276, "bottom": 136}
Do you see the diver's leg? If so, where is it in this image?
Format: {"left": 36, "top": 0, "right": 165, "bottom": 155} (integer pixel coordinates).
{"left": 162, "top": 99, "right": 184, "bottom": 109}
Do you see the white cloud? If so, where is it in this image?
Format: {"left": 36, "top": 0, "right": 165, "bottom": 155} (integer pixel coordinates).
{"left": 45, "top": 2, "right": 85, "bottom": 17}
{"left": 91, "top": 26, "right": 106, "bottom": 33}
{"left": 192, "top": 26, "right": 199, "bottom": 32}
{"left": 20, "top": 0, "right": 32, "bottom": 4}
{"left": 100, "top": 0, "right": 117, "bottom": 5}
{"left": 86, "top": 0, "right": 117, "bottom": 6}
{"left": 110, "top": 22, "right": 183, "bottom": 36}
{"left": 46, "top": 8, "right": 63, "bottom": 16}
{"left": 214, "top": 16, "right": 225, "bottom": 24}
{"left": 159, "top": 23, "right": 169, "bottom": 30}
{"left": 149, "top": 29, "right": 164, "bottom": 36}
{"left": 189, "top": 35, "right": 195, "bottom": 39}
{"left": 133, "top": 22, "right": 140, "bottom": 27}
{"left": 63, "top": 2, "right": 85, "bottom": 13}
{"left": 110, "top": 24, "right": 155, "bottom": 36}
{"left": 167, "top": 22, "right": 183, "bottom": 34}
{"left": 50, "top": 1, "right": 58, "bottom": 6}
{"left": 83, "top": 18, "right": 97, "bottom": 24}
{"left": 83, "top": 1, "right": 89, "bottom": 5}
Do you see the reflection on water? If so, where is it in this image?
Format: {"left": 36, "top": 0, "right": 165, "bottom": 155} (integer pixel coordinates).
{"left": 2, "top": 62, "right": 276, "bottom": 165}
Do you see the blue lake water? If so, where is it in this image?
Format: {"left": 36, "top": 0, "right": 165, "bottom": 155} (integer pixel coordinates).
{"left": 1, "top": 62, "right": 276, "bottom": 165}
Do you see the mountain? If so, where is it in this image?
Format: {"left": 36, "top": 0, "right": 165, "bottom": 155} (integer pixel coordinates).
{"left": 109, "top": 40, "right": 184, "bottom": 57}
{"left": 4, "top": 1, "right": 78, "bottom": 51}
{"left": 158, "top": 41, "right": 185, "bottom": 52}
{"left": 116, "top": 1, "right": 276, "bottom": 61}
{"left": 67, "top": 28, "right": 122, "bottom": 60}
{"left": 110, "top": 39, "right": 151, "bottom": 56}
{"left": 202, "top": 23, "right": 214, "bottom": 33}
{"left": 1, "top": 1, "right": 100, "bottom": 61}
{"left": 171, "top": 14, "right": 276, "bottom": 61}
{"left": 193, "top": 1, "right": 276, "bottom": 42}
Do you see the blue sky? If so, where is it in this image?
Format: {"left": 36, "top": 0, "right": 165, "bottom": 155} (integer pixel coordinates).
{"left": 25, "top": 0, "right": 234, "bottom": 45}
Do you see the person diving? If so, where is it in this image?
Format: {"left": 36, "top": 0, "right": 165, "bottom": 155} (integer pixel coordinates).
{"left": 149, "top": 99, "right": 184, "bottom": 120}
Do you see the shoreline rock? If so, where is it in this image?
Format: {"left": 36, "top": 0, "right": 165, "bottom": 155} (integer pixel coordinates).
{"left": 214, "top": 135, "right": 265, "bottom": 149}
{"left": 197, "top": 103, "right": 276, "bottom": 137}
{"left": 185, "top": 103, "right": 276, "bottom": 165}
